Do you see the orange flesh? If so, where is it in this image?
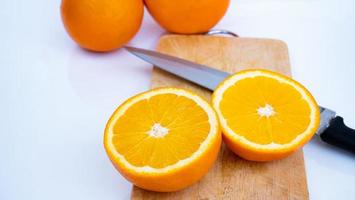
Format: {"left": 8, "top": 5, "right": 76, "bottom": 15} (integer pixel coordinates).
{"left": 220, "top": 76, "right": 311, "bottom": 144}
{"left": 112, "top": 94, "right": 210, "bottom": 168}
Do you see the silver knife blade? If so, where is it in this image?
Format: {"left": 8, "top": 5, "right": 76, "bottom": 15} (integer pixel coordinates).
{"left": 317, "top": 107, "right": 336, "bottom": 136}
{"left": 124, "top": 46, "right": 334, "bottom": 136}
{"left": 124, "top": 46, "right": 230, "bottom": 90}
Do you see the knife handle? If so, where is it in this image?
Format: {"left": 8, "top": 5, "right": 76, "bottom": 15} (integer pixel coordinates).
{"left": 320, "top": 116, "right": 355, "bottom": 154}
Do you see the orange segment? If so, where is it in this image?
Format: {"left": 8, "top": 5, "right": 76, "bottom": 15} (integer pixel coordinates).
{"left": 104, "top": 88, "right": 221, "bottom": 192}
{"left": 212, "top": 69, "right": 320, "bottom": 161}
{"left": 112, "top": 93, "right": 210, "bottom": 168}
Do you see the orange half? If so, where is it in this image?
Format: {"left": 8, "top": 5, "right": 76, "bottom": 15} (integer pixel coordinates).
{"left": 104, "top": 88, "right": 221, "bottom": 192}
{"left": 212, "top": 69, "right": 320, "bottom": 161}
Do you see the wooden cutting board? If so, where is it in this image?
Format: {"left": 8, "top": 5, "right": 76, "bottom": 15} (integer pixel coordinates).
{"left": 131, "top": 35, "right": 308, "bottom": 200}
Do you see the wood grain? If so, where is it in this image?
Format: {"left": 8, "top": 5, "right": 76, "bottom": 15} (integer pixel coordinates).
{"left": 131, "top": 35, "right": 308, "bottom": 200}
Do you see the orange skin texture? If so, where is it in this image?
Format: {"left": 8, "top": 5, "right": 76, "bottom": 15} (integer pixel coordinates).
{"left": 222, "top": 130, "right": 315, "bottom": 162}
{"left": 105, "top": 131, "right": 221, "bottom": 192}
{"left": 104, "top": 88, "right": 222, "bottom": 192}
{"left": 61, "top": 0, "right": 144, "bottom": 52}
{"left": 144, "top": 0, "right": 230, "bottom": 34}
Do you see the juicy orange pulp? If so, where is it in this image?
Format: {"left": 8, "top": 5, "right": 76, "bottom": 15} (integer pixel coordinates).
{"left": 104, "top": 88, "right": 221, "bottom": 192}
{"left": 112, "top": 93, "right": 210, "bottom": 168}
{"left": 212, "top": 70, "right": 320, "bottom": 161}
{"left": 220, "top": 76, "right": 312, "bottom": 145}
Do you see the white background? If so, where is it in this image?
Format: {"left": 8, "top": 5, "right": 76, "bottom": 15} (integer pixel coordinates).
{"left": 2, "top": 0, "right": 355, "bottom": 199}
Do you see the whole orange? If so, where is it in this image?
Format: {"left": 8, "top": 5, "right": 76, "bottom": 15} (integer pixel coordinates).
{"left": 144, "top": 0, "right": 230, "bottom": 34}
{"left": 61, "top": 0, "right": 144, "bottom": 52}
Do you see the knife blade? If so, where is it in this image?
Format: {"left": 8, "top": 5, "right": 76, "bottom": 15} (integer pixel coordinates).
{"left": 124, "top": 46, "right": 355, "bottom": 154}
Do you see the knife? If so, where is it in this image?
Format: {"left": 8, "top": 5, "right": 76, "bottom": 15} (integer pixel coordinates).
{"left": 124, "top": 46, "right": 355, "bottom": 154}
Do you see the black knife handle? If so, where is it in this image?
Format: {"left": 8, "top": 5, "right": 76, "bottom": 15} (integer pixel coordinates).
{"left": 320, "top": 116, "right": 355, "bottom": 154}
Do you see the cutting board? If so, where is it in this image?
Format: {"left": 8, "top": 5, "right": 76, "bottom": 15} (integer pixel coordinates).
{"left": 131, "top": 35, "right": 308, "bottom": 200}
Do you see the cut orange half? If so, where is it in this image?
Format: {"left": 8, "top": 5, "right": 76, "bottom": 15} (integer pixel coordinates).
{"left": 212, "top": 69, "right": 320, "bottom": 161}
{"left": 104, "top": 88, "right": 221, "bottom": 192}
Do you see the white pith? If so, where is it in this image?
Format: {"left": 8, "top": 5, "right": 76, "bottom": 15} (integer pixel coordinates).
{"left": 148, "top": 123, "right": 169, "bottom": 138}
{"left": 213, "top": 71, "right": 318, "bottom": 150}
{"left": 106, "top": 88, "right": 219, "bottom": 174}
{"left": 257, "top": 104, "right": 275, "bottom": 118}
